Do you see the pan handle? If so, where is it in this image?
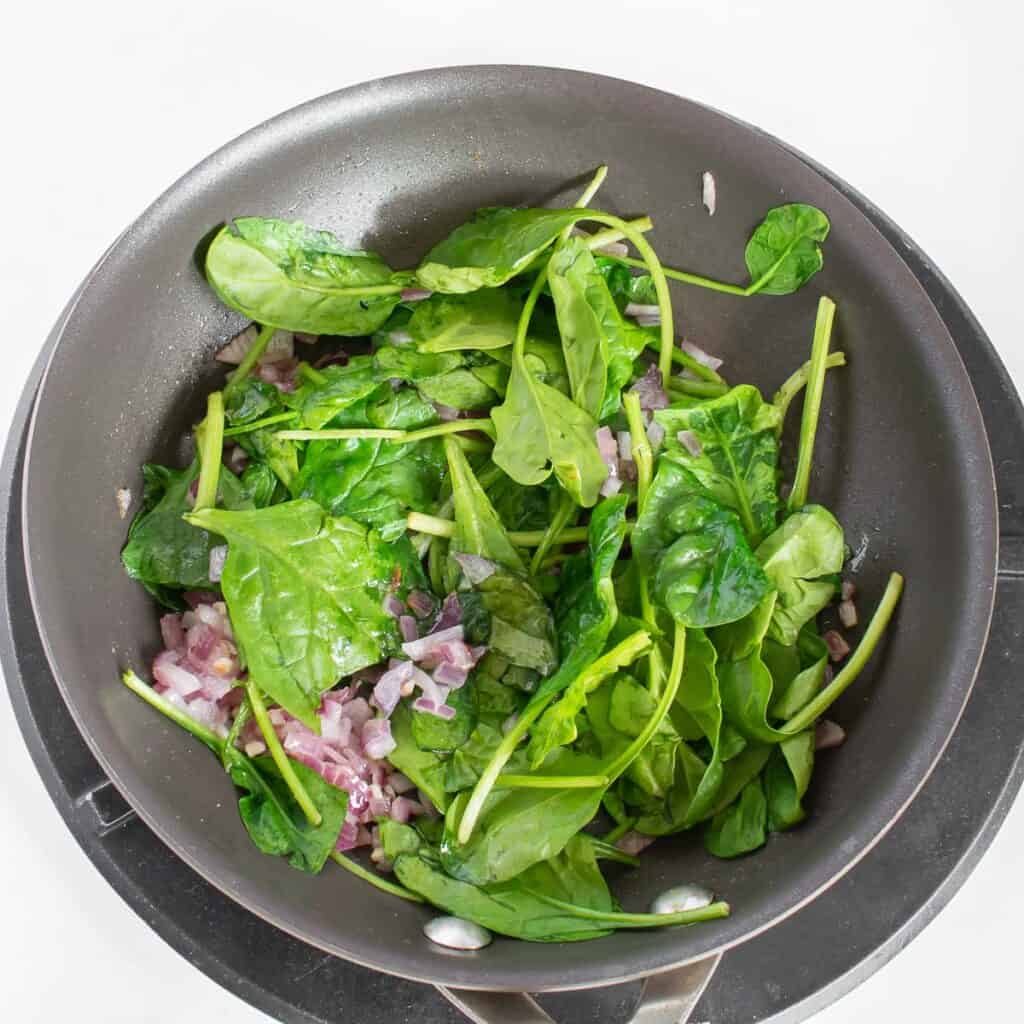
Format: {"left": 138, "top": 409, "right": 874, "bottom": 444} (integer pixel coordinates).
{"left": 436, "top": 953, "right": 721, "bottom": 1024}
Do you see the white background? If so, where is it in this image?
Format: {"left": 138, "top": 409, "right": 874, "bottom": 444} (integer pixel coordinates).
{"left": 2, "top": 2, "right": 1021, "bottom": 1021}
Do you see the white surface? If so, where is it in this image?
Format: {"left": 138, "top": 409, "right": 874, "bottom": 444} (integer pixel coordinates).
{"left": 2, "top": 2, "right": 1021, "bottom": 1021}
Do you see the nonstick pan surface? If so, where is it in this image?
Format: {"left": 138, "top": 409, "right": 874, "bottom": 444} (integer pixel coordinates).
{"left": 21, "top": 67, "right": 997, "bottom": 991}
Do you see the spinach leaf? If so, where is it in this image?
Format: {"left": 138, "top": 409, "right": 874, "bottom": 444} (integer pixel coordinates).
{"left": 766, "top": 629, "right": 829, "bottom": 720}
{"left": 225, "top": 747, "right": 347, "bottom": 873}
{"left": 491, "top": 357, "right": 607, "bottom": 507}
{"left": 704, "top": 776, "right": 768, "bottom": 858}
{"left": 486, "top": 470, "right": 556, "bottom": 533}
{"left": 185, "top": 501, "right": 401, "bottom": 728}
{"left": 412, "top": 678, "right": 478, "bottom": 753}
{"left": 295, "top": 388, "right": 443, "bottom": 532}
{"left": 445, "top": 437, "right": 525, "bottom": 572}
{"left": 239, "top": 461, "right": 279, "bottom": 508}
{"left": 633, "top": 458, "right": 772, "bottom": 628}
{"left": 205, "top": 218, "right": 404, "bottom": 335}
{"left": 717, "top": 650, "right": 789, "bottom": 744}
{"left": 656, "top": 385, "right": 782, "bottom": 542}
{"left": 488, "top": 336, "right": 570, "bottom": 394}
{"left": 291, "top": 359, "right": 385, "bottom": 430}
{"left": 374, "top": 346, "right": 501, "bottom": 411}
{"left": 416, "top": 207, "right": 585, "bottom": 293}
{"left": 445, "top": 715, "right": 508, "bottom": 792}
{"left": 744, "top": 204, "right": 831, "bottom": 296}
{"left": 387, "top": 703, "right": 450, "bottom": 812}
{"left": 121, "top": 460, "right": 248, "bottom": 604}
{"left": 764, "top": 730, "right": 815, "bottom": 832}
{"left": 527, "top": 496, "right": 631, "bottom": 765}
{"left": 548, "top": 237, "right": 649, "bottom": 420}
{"left": 755, "top": 505, "right": 844, "bottom": 645}
{"left": 408, "top": 288, "right": 524, "bottom": 352}
{"left": 439, "top": 748, "right": 608, "bottom": 885}
{"left": 224, "top": 377, "right": 285, "bottom": 425}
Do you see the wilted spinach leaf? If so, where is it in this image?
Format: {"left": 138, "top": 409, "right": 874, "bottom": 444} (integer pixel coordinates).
{"left": 744, "top": 204, "right": 830, "bottom": 296}
{"left": 704, "top": 776, "right": 767, "bottom": 858}
{"left": 764, "top": 730, "right": 815, "bottom": 832}
{"left": 408, "top": 288, "right": 524, "bottom": 352}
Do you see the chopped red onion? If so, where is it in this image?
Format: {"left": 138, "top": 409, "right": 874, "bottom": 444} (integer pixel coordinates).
{"left": 616, "top": 430, "right": 633, "bottom": 462}
{"left": 372, "top": 661, "right": 413, "bottom": 716}
{"left": 115, "top": 487, "right": 132, "bottom": 519}
{"left": 153, "top": 652, "right": 202, "bottom": 699}
{"left": 680, "top": 340, "right": 723, "bottom": 371}
{"left": 398, "top": 615, "right": 419, "bottom": 642}
{"left": 413, "top": 698, "right": 457, "bottom": 720}
{"left": 160, "top": 613, "right": 185, "bottom": 650}
{"left": 634, "top": 314, "right": 662, "bottom": 328}
{"left": 335, "top": 819, "right": 361, "bottom": 852}
{"left": 362, "top": 718, "right": 397, "bottom": 760}
{"left": 293, "top": 332, "right": 318, "bottom": 345}
{"left": 616, "top": 830, "right": 656, "bottom": 856}
{"left": 429, "top": 594, "right": 462, "bottom": 635}
{"left": 815, "top": 719, "right": 847, "bottom": 750}
{"left": 434, "top": 403, "right": 460, "bottom": 422}
{"left": 407, "top": 590, "right": 435, "bottom": 619}
{"left": 389, "top": 772, "right": 415, "bottom": 794}
{"left": 383, "top": 594, "right": 406, "bottom": 619}
{"left": 434, "top": 661, "right": 469, "bottom": 688}
{"left": 625, "top": 302, "right": 661, "bottom": 319}
{"left": 630, "top": 364, "right": 669, "bottom": 412}
{"left": 824, "top": 630, "right": 851, "bottom": 662}
{"left": 646, "top": 419, "right": 665, "bottom": 448}
{"left": 226, "top": 444, "right": 249, "bottom": 474}
{"left": 402, "top": 624, "right": 465, "bottom": 661}
{"left": 451, "top": 553, "right": 496, "bottom": 585}
{"left": 600, "top": 476, "right": 624, "bottom": 497}
{"left": 401, "top": 287, "right": 433, "bottom": 302}
{"left": 208, "top": 545, "right": 228, "bottom": 583}
{"left": 841, "top": 580, "right": 857, "bottom": 602}
{"left": 215, "top": 325, "right": 259, "bottom": 364}
{"left": 313, "top": 350, "right": 348, "bottom": 369}
{"left": 183, "top": 590, "right": 219, "bottom": 608}
{"left": 702, "top": 171, "right": 717, "bottom": 216}
{"left": 244, "top": 739, "right": 267, "bottom": 758}
{"left": 596, "top": 426, "right": 619, "bottom": 494}
{"left": 839, "top": 600, "right": 858, "bottom": 629}
{"left": 351, "top": 663, "right": 385, "bottom": 686}
{"left": 677, "top": 430, "right": 703, "bottom": 457}
{"left": 390, "top": 796, "right": 425, "bottom": 823}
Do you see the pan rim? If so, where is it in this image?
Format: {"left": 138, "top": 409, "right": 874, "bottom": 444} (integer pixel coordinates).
{"left": 20, "top": 65, "right": 998, "bottom": 992}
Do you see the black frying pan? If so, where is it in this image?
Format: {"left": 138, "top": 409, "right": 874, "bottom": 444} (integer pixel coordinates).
{"left": 20, "top": 67, "right": 996, "bottom": 1003}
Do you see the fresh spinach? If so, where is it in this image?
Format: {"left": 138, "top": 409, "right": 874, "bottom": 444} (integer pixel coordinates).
{"left": 186, "top": 501, "right": 402, "bottom": 728}
{"left": 205, "top": 217, "right": 405, "bottom": 335}
{"left": 408, "top": 288, "right": 524, "bottom": 352}
{"left": 744, "top": 204, "right": 831, "bottom": 296}
{"left": 704, "top": 776, "right": 768, "bottom": 858}
{"left": 388, "top": 703, "right": 450, "bottom": 812}
{"left": 764, "top": 730, "right": 815, "bottom": 832}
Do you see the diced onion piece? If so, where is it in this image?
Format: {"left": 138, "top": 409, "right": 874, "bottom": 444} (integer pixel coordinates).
{"left": 702, "top": 171, "right": 717, "bottom": 216}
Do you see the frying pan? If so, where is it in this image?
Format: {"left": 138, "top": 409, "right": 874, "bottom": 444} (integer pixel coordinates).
{"left": 20, "top": 66, "right": 996, "bottom": 1019}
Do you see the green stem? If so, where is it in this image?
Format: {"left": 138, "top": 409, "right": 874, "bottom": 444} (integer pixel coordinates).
{"left": 495, "top": 773, "right": 610, "bottom": 789}
{"left": 618, "top": 256, "right": 748, "bottom": 297}
{"left": 245, "top": 680, "right": 322, "bottom": 827}
{"left": 622, "top": 392, "right": 652, "bottom": 508}
{"left": 456, "top": 630, "right": 652, "bottom": 845}
{"left": 602, "top": 819, "right": 636, "bottom": 844}
{"left": 328, "top": 851, "right": 424, "bottom": 903}
{"left": 193, "top": 391, "right": 225, "bottom": 512}
{"left": 222, "top": 696, "right": 251, "bottom": 767}
{"left": 277, "top": 428, "right": 405, "bottom": 441}
{"left": 407, "top": 511, "right": 455, "bottom": 538}
{"left": 298, "top": 363, "right": 328, "bottom": 386}
{"left": 403, "top": 419, "right": 495, "bottom": 443}
{"left": 582, "top": 216, "right": 654, "bottom": 254}
{"left": 789, "top": 296, "right": 836, "bottom": 510}
{"left": 667, "top": 378, "right": 729, "bottom": 399}
{"left": 587, "top": 836, "right": 641, "bottom": 866}
{"left": 226, "top": 324, "right": 276, "bottom": 394}
{"left": 645, "top": 337, "right": 724, "bottom": 384}
{"left": 579, "top": 215, "right": 674, "bottom": 388}
{"left": 572, "top": 165, "right": 608, "bottom": 212}
{"left": 121, "top": 669, "right": 224, "bottom": 753}
{"left": 781, "top": 572, "right": 904, "bottom": 734}
{"left": 529, "top": 490, "right": 577, "bottom": 575}
{"left": 526, "top": 890, "right": 730, "bottom": 928}
{"left": 223, "top": 411, "right": 298, "bottom": 438}
{"left": 604, "top": 624, "right": 686, "bottom": 782}
{"left": 454, "top": 436, "right": 492, "bottom": 454}
{"left": 407, "top": 512, "right": 598, "bottom": 547}
{"left": 774, "top": 351, "right": 846, "bottom": 426}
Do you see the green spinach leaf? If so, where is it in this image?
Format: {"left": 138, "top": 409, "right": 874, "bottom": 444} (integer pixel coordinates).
{"left": 704, "top": 776, "right": 768, "bottom": 858}
{"left": 744, "top": 204, "right": 831, "bottom": 296}
{"left": 205, "top": 218, "right": 404, "bottom": 335}
{"left": 388, "top": 703, "right": 450, "bottom": 812}
{"left": 764, "top": 730, "right": 815, "bottom": 832}
{"left": 185, "top": 501, "right": 402, "bottom": 728}
{"left": 408, "top": 288, "right": 524, "bottom": 352}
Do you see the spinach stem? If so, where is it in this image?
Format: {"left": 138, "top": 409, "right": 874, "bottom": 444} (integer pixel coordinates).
{"left": 297, "top": 363, "right": 329, "bottom": 386}
{"left": 580, "top": 215, "right": 675, "bottom": 388}
{"left": 227, "top": 324, "right": 276, "bottom": 394}
{"left": 245, "top": 680, "right": 322, "bottom": 827}
{"left": 328, "top": 851, "right": 424, "bottom": 903}
{"left": 495, "top": 773, "right": 610, "bottom": 789}
{"left": 788, "top": 296, "right": 836, "bottom": 510}
{"left": 277, "top": 420, "right": 496, "bottom": 444}
{"left": 617, "top": 255, "right": 748, "bottom": 296}
{"left": 587, "top": 836, "right": 641, "bottom": 866}
{"left": 582, "top": 216, "right": 653, "bottom": 253}
{"left": 193, "top": 391, "right": 225, "bottom": 512}
{"left": 408, "top": 512, "right": 601, "bottom": 547}
{"left": 223, "top": 411, "right": 298, "bottom": 437}
{"left": 454, "top": 436, "right": 492, "bottom": 454}
{"left": 602, "top": 819, "right": 636, "bottom": 844}
{"left": 572, "top": 165, "right": 608, "bottom": 212}
{"left": 644, "top": 336, "right": 724, "bottom": 384}
{"left": 774, "top": 351, "right": 846, "bottom": 427}
{"left": 456, "top": 630, "right": 652, "bottom": 845}
{"left": 407, "top": 512, "right": 455, "bottom": 538}
{"left": 781, "top": 572, "right": 904, "bottom": 734}
{"left": 526, "top": 890, "right": 730, "bottom": 928}
{"left": 529, "top": 490, "right": 576, "bottom": 575}
{"left": 622, "top": 393, "right": 652, "bottom": 508}
{"left": 666, "top": 378, "right": 729, "bottom": 399}
{"left": 222, "top": 696, "right": 251, "bottom": 767}
{"left": 604, "top": 624, "right": 686, "bottom": 782}
{"left": 121, "top": 669, "right": 224, "bottom": 753}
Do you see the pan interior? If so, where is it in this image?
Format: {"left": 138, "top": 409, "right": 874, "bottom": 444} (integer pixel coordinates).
{"left": 22, "top": 67, "right": 996, "bottom": 991}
